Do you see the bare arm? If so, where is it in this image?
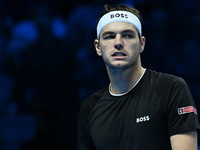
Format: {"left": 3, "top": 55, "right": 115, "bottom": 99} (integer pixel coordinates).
{"left": 170, "top": 131, "right": 198, "bottom": 150}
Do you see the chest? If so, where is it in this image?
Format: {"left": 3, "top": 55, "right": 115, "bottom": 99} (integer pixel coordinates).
{"left": 87, "top": 90, "right": 170, "bottom": 149}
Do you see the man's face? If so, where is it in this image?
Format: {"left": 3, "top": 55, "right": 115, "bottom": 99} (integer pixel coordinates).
{"left": 95, "top": 22, "right": 145, "bottom": 70}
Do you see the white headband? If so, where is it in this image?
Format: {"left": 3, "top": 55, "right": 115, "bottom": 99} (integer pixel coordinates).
{"left": 97, "top": 11, "right": 142, "bottom": 39}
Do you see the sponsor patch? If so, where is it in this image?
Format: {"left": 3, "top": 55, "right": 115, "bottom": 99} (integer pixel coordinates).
{"left": 177, "top": 106, "right": 197, "bottom": 115}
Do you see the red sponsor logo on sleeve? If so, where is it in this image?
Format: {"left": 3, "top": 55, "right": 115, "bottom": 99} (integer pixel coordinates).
{"left": 177, "top": 106, "right": 197, "bottom": 115}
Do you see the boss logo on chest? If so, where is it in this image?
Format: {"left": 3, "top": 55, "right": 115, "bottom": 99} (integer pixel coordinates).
{"left": 136, "top": 116, "right": 150, "bottom": 123}
{"left": 110, "top": 13, "right": 128, "bottom": 19}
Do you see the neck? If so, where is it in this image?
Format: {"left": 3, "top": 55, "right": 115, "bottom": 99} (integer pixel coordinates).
{"left": 107, "top": 65, "right": 145, "bottom": 95}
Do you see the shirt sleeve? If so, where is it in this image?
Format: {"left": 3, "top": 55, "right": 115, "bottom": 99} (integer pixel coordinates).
{"left": 165, "top": 77, "right": 200, "bottom": 136}
{"left": 78, "top": 102, "right": 96, "bottom": 150}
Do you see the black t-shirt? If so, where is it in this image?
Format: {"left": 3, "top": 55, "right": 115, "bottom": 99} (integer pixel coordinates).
{"left": 78, "top": 69, "right": 200, "bottom": 150}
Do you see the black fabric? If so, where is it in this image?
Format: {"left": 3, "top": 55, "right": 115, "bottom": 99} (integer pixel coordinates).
{"left": 78, "top": 69, "right": 200, "bottom": 150}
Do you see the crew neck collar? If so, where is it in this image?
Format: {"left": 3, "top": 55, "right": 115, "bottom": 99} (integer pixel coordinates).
{"left": 109, "top": 68, "right": 146, "bottom": 96}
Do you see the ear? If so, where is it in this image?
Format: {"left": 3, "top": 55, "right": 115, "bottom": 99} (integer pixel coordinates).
{"left": 94, "top": 39, "right": 102, "bottom": 56}
{"left": 139, "top": 36, "right": 146, "bottom": 53}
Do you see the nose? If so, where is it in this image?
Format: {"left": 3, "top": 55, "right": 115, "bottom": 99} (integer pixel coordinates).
{"left": 114, "top": 44, "right": 123, "bottom": 50}
{"left": 114, "top": 35, "right": 123, "bottom": 50}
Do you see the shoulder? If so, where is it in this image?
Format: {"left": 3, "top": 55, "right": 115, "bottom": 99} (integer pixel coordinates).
{"left": 146, "top": 69, "right": 187, "bottom": 89}
{"left": 80, "top": 86, "right": 107, "bottom": 116}
{"left": 145, "top": 69, "right": 191, "bottom": 103}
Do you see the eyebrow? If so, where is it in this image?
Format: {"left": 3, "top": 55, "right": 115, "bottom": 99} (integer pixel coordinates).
{"left": 121, "top": 29, "right": 136, "bottom": 34}
{"left": 102, "top": 31, "right": 115, "bottom": 37}
{"left": 102, "top": 29, "right": 136, "bottom": 37}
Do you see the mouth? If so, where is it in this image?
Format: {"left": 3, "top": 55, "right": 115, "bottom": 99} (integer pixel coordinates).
{"left": 111, "top": 52, "right": 127, "bottom": 57}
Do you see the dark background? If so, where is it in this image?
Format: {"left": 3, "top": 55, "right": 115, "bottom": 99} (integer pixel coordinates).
{"left": 0, "top": 0, "right": 200, "bottom": 150}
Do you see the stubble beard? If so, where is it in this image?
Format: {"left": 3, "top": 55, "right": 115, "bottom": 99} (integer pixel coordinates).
{"left": 106, "top": 58, "right": 139, "bottom": 74}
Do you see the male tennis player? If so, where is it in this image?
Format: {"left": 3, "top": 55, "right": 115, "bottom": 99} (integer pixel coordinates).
{"left": 78, "top": 4, "right": 200, "bottom": 150}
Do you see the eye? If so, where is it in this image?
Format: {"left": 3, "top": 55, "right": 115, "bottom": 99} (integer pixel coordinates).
{"left": 122, "top": 33, "right": 134, "bottom": 39}
{"left": 103, "top": 34, "right": 116, "bottom": 40}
